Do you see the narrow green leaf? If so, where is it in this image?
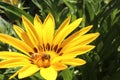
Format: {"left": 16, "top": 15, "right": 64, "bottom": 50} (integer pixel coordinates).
{"left": 63, "top": 0, "right": 75, "bottom": 14}
{"left": 0, "top": 2, "right": 33, "bottom": 22}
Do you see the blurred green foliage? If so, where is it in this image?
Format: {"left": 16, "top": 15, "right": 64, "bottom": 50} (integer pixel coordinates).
{"left": 0, "top": 0, "right": 120, "bottom": 80}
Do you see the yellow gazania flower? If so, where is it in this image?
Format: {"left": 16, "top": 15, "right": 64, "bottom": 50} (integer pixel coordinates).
{"left": 0, "top": 14, "right": 99, "bottom": 80}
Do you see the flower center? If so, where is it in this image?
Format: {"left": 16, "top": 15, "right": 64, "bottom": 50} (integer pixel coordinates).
{"left": 29, "top": 43, "right": 63, "bottom": 68}
{"left": 30, "top": 52, "right": 50, "bottom": 68}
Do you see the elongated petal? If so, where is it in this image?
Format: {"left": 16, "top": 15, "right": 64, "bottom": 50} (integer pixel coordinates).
{"left": 55, "top": 16, "right": 71, "bottom": 35}
{"left": 62, "top": 45, "right": 95, "bottom": 55}
{"left": 18, "top": 65, "right": 39, "bottom": 79}
{"left": 13, "top": 25, "right": 25, "bottom": 40}
{"left": 64, "top": 46, "right": 95, "bottom": 58}
{"left": 34, "top": 14, "right": 43, "bottom": 45}
{"left": 79, "top": 33, "right": 100, "bottom": 45}
{"left": 51, "top": 55, "right": 76, "bottom": 64}
{"left": 53, "top": 16, "right": 70, "bottom": 45}
{"left": 0, "top": 59, "right": 30, "bottom": 68}
{"left": 9, "top": 69, "right": 20, "bottom": 79}
{"left": 43, "top": 13, "right": 55, "bottom": 45}
{"left": 0, "top": 34, "right": 33, "bottom": 56}
{"left": 61, "top": 58, "right": 86, "bottom": 66}
{"left": 0, "top": 51, "right": 29, "bottom": 59}
{"left": 65, "top": 18, "right": 82, "bottom": 37}
{"left": 53, "top": 18, "right": 82, "bottom": 45}
{"left": 22, "top": 16, "right": 40, "bottom": 48}
{"left": 61, "top": 25, "right": 93, "bottom": 47}
{"left": 13, "top": 25, "right": 34, "bottom": 48}
{"left": 40, "top": 66, "right": 57, "bottom": 80}
{"left": 53, "top": 63, "right": 67, "bottom": 71}
{"left": 52, "top": 45, "right": 93, "bottom": 63}
{"left": 62, "top": 33, "right": 99, "bottom": 50}
{"left": 10, "top": 65, "right": 39, "bottom": 79}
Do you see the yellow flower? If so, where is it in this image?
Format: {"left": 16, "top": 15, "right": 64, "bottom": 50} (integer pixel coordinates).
{"left": 0, "top": 14, "right": 99, "bottom": 80}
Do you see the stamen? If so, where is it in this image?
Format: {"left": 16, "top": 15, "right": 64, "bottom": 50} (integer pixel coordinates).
{"left": 57, "top": 47, "right": 62, "bottom": 53}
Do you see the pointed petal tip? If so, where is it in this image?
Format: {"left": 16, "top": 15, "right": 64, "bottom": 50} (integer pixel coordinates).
{"left": 82, "top": 59, "right": 86, "bottom": 65}
{"left": 47, "top": 13, "right": 54, "bottom": 19}
{"left": 34, "top": 14, "right": 42, "bottom": 24}
{"left": 76, "top": 59, "right": 86, "bottom": 66}
{"left": 88, "top": 25, "right": 93, "bottom": 29}
{"left": 83, "top": 25, "right": 93, "bottom": 31}
{"left": 13, "top": 25, "right": 19, "bottom": 30}
{"left": 95, "top": 32, "right": 100, "bottom": 37}
{"left": 77, "top": 18, "right": 83, "bottom": 22}
{"left": 21, "top": 15, "right": 25, "bottom": 19}
{"left": 22, "top": 15, "right": 28, "bottom": 22}
{"left": 34, "top": 14, "right": 39, "bottom": 19}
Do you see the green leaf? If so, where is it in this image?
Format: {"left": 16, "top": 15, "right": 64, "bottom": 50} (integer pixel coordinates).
{"left": 63, "top": 0, "right": 75, "bottom": 14}
{"left": 0, "top": 17, "right": 12, "bottom": 34}
{"left": 0, "top": 2, "right": 33, "bottom": 22}
{"left": 61, "top": 68, "right": 73, "bottom": 80}
{"left": 0, "top": 74, "right": 4, "bottom": 80}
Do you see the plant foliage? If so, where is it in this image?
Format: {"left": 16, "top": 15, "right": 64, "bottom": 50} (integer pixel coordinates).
{"left": 0, "top": 0, "right": 120, "bottom": 80}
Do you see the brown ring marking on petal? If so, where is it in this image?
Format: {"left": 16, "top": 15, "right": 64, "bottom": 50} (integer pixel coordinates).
{"left": 53, "top": 44, "right": 58, "bottom": 52}
{"left": 38, "top": 45, "right": 43, "bottom": 50}
{"left": 29, "top": 52, "right": 34, "bottom": 55}
{"left": 57, "top": 47, "right": 62, "bottom": 53}
{"left": 46, "top": 43, "right": 50, "bottom": 51}
{"left": 51, "top": 44, "right": 53, "bottom": 50}
{"left": 33, "top": 47, "right": 38, "bottom": 53}
{"left": 43, "top": 44, "right": 46, "bottom": 51}
{"left": 59, "top": 52, "right": 63, "bottom": 56}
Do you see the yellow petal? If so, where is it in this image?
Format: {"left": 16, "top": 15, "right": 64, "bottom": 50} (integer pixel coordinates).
{"left": 53, "top": 63, "right": 67, "bottom": 71}
{"left": 22, "top": 15, "right": 40, "bottom": 48}
{"left": 0, "top": 58, "right": 30, "bottom": 68}
{"left": 51, "top": 55, "right": 74, "bottom": 64}
{"left": 10, "top": 65, "right": 39, "bottom": 79}
{"left": 43, "top": 13, "right": 55, "bottom": 45}
{"left": 65, "top": 18, "right": 82, "bottom": 36}
{"left": 62, "top": 33, "right": 99, "bottom": 50}
{"left": 61, "top": 25, "right": 93, "bottom": 47}
{"left": 13, "top": 25, "right": 34, "bottom": 48}
{"left": 62, "top": 45, "right": 95, "bottom": 55}
{"left": 0, "top": 34, "right": 33, "bottom": 56}
{"left": 9, "top": 69, "right": 20, "bottom": 80}
{"left": 53, "top": 18, "right": 82, "bottom": 46}
{"left": 0, "top": 51, "right": 29, "bottom": 59}
{"left": 34, "top": 14, "right": 43, "bottom": 46}
{"left": 18, "top": 65, "right": 39, "bottom": 79}
{"left": 79, "top": 33, "right": 100, "bottom": 45}
{"left": 40, "top": 66, "right": 57, "bottom": 80}
{"left": 61, "top": 58, "right": 86, "bottom": 66}
{"left": 13, "top": 25, "right": 25, "bottom": 40}
{"left": 53, "top": 16, "right": 70, "bottom": 45}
